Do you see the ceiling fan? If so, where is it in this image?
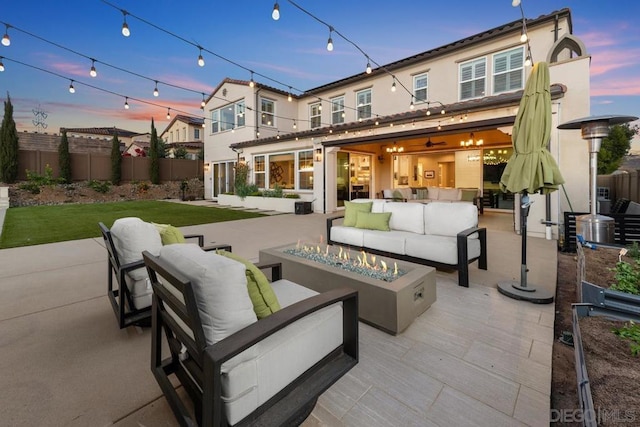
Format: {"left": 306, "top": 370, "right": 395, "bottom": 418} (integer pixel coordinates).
{"left": 413, "top": 137, "right": 446, "bottom": 148}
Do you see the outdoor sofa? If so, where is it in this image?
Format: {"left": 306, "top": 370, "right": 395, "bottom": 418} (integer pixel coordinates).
{"left": 327, "top": 199, "right": 487, "bottom": 287}
{"left": 382, "top": 187, "right": 483, "bottom": 213}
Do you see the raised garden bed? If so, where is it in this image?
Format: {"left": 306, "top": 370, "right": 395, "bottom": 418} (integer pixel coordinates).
{"left": 571, "top": 304, "right": 640, "bottom": 426}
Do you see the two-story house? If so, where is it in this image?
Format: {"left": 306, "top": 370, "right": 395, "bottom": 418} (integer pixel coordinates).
{"left": 203, "top": 8, "right": 590, "bottom": 239}
{"left": 160, "top": 114, "right": 204, "bottom": 159}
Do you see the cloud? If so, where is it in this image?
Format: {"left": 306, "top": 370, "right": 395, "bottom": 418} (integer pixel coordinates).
{"left": 591, "top": 76, "right": 640, "bottom": 96}
{"left": 589, "top": 48, "right": 640, "bottom": 76}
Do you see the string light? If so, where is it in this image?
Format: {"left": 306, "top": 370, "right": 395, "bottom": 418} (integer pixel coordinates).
{"left": 124, "top": 97, "right": 130, "bottom": 109}
{"left": 391, "top": 79, "right": 396, "bottom": 92}
{"left": 1, "top": 24, "right": 10, "bottom": 47}
{"left": 326, "top": 28, "right": 334, "bottom": 52}
{"left": 249, "top": 71, "right": 255, "bottom": 88}
{"left": 201, "top": 93, "right": 206, "bottom": 109}
{"left": 0, "top": 57, "right": 4, "bottom": 72}
{"left": 272, "top": 2, "right": 280, "bottom": 20}
{"left": 89, "top": 59, "right": 97, "bottom": 77}
{"left": 68, "top": 79, "right": 75, "bottom": 93}
{"left": 197, "top": 47, "right": 205, "bottom": 67}
{"left": 409, "top": 96, "right": 415, "bottom": 110}
{"left": 121, "top": 11, "right": 130, "bottom": 37}
{"left": 166, "top": 108, "right": 170, "bottom": 120}
{"left": 365, "top": 60, "right": 372, "bottom": 74}
{"left": 153, "top": 81, "right": 159, "bottom": 97}
{"left": 293, "top": 120, "right": 297, "bottom": 129}
{"left": 287, "top": 87, "right": 292, "bottom": 102}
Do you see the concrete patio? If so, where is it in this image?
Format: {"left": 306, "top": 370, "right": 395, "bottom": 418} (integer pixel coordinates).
{"left": 0, "top": 209, "right": 557, "bottom": 426}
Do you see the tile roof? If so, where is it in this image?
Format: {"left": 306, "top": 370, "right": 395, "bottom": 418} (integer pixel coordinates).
{"left": 59, "top": 127, "right": 140, "bottom": 138}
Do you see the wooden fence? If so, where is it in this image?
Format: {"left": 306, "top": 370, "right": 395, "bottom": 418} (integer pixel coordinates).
{"left": 17, "top": 150, "right": 203, "bottom": 182}
{"left": 597, "top": 170, "right": 640, "bottom": 203}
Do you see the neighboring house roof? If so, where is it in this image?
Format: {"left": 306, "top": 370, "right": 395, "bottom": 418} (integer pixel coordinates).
{"left": 59, "top": 126, "right": 140, "bottom": 138}
{"left": 205, "top": 77, "right": 294, "bottom": 105}
{"left": 160, "top": 115, "right": 204, "bottom": 137}
{"left": 230, "top": 84, "right": 567, "bottom": 149}
{"left": 166, "top": 141, "right": 203, "bottom": 150}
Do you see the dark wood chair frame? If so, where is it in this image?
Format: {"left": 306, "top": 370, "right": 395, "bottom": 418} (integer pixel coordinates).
{"left": 326, "top": 215, "right": 487, "bottom": 287}
{"left": 98, "top": 222, "right": 232, "bottom": 329}
{"left": 143, "top": 250, "right": 359, "bottom": 427}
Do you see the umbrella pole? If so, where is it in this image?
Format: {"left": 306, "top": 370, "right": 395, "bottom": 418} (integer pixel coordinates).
{"left": 497, "top": 192, "right": 554, "bottom": 304}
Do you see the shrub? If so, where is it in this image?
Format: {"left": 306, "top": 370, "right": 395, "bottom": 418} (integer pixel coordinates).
{"left": 627, "top": 241, "right": 640, "bottom": 261}
{"left": 137, "top": 181, "right": 150, "bottom": 194}
{"left": 262, "top": 184, "right": 284, "bottom": 198}
{"left": 19, "top": 181, "right": 41, "bottom": 194}
{"left": 284, "top": 193, "right": 301, "bottom": 199}
{"left": 609, "top": 260, "right": 640, "bottom": 295}
{"left": 87, "top": 180, "right": 111, "bottom": 194}
{"left": 237, "top": 183, "right": 259, "bottom": 199}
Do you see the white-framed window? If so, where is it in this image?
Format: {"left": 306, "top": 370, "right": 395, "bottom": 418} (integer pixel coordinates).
{"left": 182, "top": 127, "right": 186, "bottom": 141}
{"left": 459, "top": 58, "right": 486, "bottom": 100}
{"left": 211, "top": 100, "right": 245, "bottom": 133}
{"left": 169, "top": 131, "right": 173, "bottom": 143}
{"left": 493, "top": 47, "right": 524, "bottom": 94}
{"left": 413, "top": 73, "right": 428, "bottom": 103}
{"left": 309, "top": 102, "right": 322, "bottom": 129}
{"left": 261, "top": 98, "right": 275, "bottom": 127}
{"left": 356, "top": 88, "right": 372, "bottom": 120}
{"left": 254, "top": 155, "right": 265, "bottom": 188}
{"left": 194, "top": 128, "right": 200, "bottom": 140}
{"left": 253, "top": 150, "right": 314, "bottom": 190}
{"left": 331, "top": 96, "right": 345, "bottom": 124}
{"left": 298, "top": 150, "right": 313, "bottom": 190}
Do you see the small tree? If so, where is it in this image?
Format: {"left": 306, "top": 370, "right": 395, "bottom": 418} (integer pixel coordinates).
{"left": 598, "top": 123, "right": 639, "bottom": 174}
{"left": 58, "top": 130, "right": 72, "bottom": 183}
{"left": 0, "top": 93, "right": 19, "bottom": 183}
{"left": 110, "top": 133, "right": 122, "bottom": 185}
{"left": 149, "top": 118, "right": 160, "bottom": 184}
{"left": 174, "top": 146, "right": 188, "bottom": 159}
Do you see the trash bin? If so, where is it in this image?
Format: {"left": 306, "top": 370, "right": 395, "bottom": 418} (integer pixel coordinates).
{"left": 295, "top": 201, "right": 312, "bottom": 215}
{"left": 577, "top": 213, "right": 615, "bottom": 244}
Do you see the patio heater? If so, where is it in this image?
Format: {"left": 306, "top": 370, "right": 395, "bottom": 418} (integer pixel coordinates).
{"left": 558, "top": 115, "right": 638, "bottom": 243}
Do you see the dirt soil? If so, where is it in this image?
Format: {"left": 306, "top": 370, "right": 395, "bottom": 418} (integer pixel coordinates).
{"left": 552, "top": 247, "right": 640, "bottom": 426}
{"left": 6, "top": 179, "right": 204, "bottom": 207}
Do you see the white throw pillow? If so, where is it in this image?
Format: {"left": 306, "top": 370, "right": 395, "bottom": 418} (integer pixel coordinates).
{"left": 158, "top": 244, "right": 257, "bottom": 346}
{"left": 111, "top": 217, "right": 163, "bottom": 281}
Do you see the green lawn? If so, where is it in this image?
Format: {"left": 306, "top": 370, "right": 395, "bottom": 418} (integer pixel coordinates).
{"left": 0, "top": 200, "right": 265, "bottom": 249}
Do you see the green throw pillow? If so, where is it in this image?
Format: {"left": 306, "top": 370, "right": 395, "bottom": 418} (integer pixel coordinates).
{"left": 355, "top": 211, "right": 392, "bottom": 231}
{"left": 461, "top": 189, "right": 477, "bottom": 202}
{"left": 343, "top": 201, "right": 372, "bottom": 227}
{"left": 152, "top": 223, "right": 186, "bottom": 245}
{"left": 216, "top": 250, "right": 281, "bottom": 319}
{"left": 416, "top": 188, "right": 429, "bottom": 199}
{"left": 392, "top": 190, "right": 405, "bottom": 201}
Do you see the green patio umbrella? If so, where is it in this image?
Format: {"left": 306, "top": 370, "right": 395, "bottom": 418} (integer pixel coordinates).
{"left": 497, "top": 61, "right": 564, "bottom": 304}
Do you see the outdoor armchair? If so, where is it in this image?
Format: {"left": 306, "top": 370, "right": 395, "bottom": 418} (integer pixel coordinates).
{"left": 99, "top": 217, "right": 231, "bottom": 329}
{"left": 143, "top": 244, "right": 358, "bottom": 426}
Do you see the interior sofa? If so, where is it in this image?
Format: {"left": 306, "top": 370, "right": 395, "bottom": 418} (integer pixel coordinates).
{"left": 326, "top": 199, "right": 487, "bottom": 287}
{"left": 382, "top": 187, "right": 483, "bottom": 213}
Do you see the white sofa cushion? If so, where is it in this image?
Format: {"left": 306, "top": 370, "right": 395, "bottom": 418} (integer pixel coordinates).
{"left": 362, "top": 229, "right": 415, "bottom": 255}
{"left": 438, "top": 188, "right": 462, "bottom": 201}
{"left": 426, "top": 186, "right": 440, "bottom": 200}
{"left": 424, "top": 202, "right": 478, "bottom": 237}
{"left": 124, "top": 276, "right": 152, "bottom": 309}
{"left": 221, "top": 279, "right": 343, "bottom": 425}
{"left": 111, "top": 217, "right": 162, "bottom": 281}
{"left": 405, "top": 234, "right": 481, "bottom": 265}
{"left": 331, "top": 225, "right": 365, "bottom": 247}
{"left": 383, "top": 202, "right": 425, "bottom": 234}
{"left": 158, "top": 244, "right": 257, "bottom": 346}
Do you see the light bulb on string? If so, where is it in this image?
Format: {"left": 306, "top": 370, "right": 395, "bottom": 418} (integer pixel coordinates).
{"left": 293, "top": 120, "right": 297, "bottom": 129}
{"left": 197, "top": 47, "right": 205, "bottom": 67}
{"left": 153, "top": 81, "right": 159, "bottom": 97}
{"left": 68, "top": 80, "right": 75, "bottom": 93}
{"left": 121, "top": 11, "right": 130, "bottom": 37}
{"left": 391, "top": 79, "right": 396, "bottom": 92}
{"left": 2, "top": 25, "right": 10, "bottom": 47}
{"left": 0, "top": 57, "right": 5, "bottom": 72}
{"left": 525, "top": 55, "right": 532, "bottom": 67}
{"left": 89, "top": 59, "right": 97, "bottom": 77}
{"left": 520, "top": 32, "right": 528, "bottom": 43}
{"left": 326, "top": 28, "right": 333, "bottom": 51}
{"left": 201, "top": 93, "right": 206, "bottom": 109}
{"left": 166, "top": 108, "right": 171, "bottom": 120}
{"left": 124, "top": 97, "right": 129, "bottom": 109}
{"left": 365, "top": 61, "right": 372, "bottom": 74}
{"left": 287, "top": 88, "right": 292, "bottom": 102}
{"left": 249, "top": 71, "right": 255, "bottom": 88}
{"left": 512, "top": 0, "right": 521, "bottom": 6}
{"left": 272, "top": 2, "right": 280, "bottom": 20}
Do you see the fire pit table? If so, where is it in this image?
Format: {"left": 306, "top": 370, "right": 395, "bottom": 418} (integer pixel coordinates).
{"left": 259, "top": 243, "right": 437, "bottom": 335}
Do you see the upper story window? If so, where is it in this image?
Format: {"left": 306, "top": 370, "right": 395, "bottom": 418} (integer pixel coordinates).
{"left": 493, "top": 47, "right": 524, "bottom": 94}
{"left": 413, "top": 73, "right": 428, "bottom": 103}
{"left": 309, "top": 102, "right": 322, "bottom": 129}
{"left": 356, "top": 88, "right": 372, "bottom": 120}
{"left": 211, "top": 100, "right": 245, "bottom": 133}
{"left": 331, "top": 96, "right": 345, "bottom": 124}
{"left": 169, "top": 131, "right": 173, "bottom": 143}
{"left": 459, "top": 58, "right": 486, "bottom": 100}
{"left": 182, "top": 127, "right": 186, "bottom": 141}
{"left": 261, "top": 98, "right": 275, "bottom": 127}
{"left": 194, "top": 128, "right": 200, "bottom": 140}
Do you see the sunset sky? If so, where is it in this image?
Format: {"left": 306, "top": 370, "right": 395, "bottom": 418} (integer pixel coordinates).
{"left": 1, "top": 0, "right": 638, "bottom": 135}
